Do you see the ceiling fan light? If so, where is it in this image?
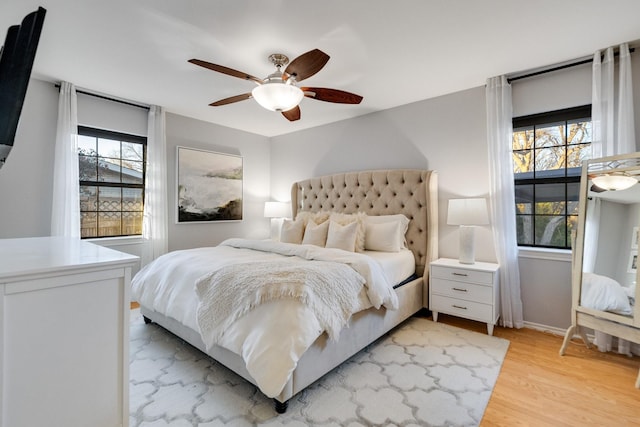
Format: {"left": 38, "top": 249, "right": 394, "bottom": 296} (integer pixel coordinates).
{"left": 252, "top": 82, "right": 303, "bottom": 112}
{"left": 591, "top": 174, "right": 637, "bottom": 191}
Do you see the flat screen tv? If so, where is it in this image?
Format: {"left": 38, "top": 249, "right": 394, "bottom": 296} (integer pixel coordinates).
{"left": 0, "top": 6, "right": 46, "bottom": 169}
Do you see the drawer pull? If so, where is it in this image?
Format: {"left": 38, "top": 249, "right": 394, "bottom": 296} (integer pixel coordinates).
{"left": 452, "top": 304, "right": 468, "bottom": 310}
{"left": 452, "top": 287, "right": 468, "bottom": 292}
{"left": 452, "top": 272, "right": 468, "bottom": 277}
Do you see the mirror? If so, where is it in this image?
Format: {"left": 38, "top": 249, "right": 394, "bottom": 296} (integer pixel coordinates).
{"left": 562, "top": 153, "right": 640, "bottom": 386}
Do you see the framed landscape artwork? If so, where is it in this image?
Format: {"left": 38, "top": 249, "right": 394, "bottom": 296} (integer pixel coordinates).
{"left": 176, "top": 146, "right": 243, "bottom": 223}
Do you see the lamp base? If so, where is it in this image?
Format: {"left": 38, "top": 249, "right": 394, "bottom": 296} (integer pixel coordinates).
{"left": 270, "top": 218, "right": 284, "bottom": 241}
{"left": 458, "top": 225, "right": 476, "bottom": 264}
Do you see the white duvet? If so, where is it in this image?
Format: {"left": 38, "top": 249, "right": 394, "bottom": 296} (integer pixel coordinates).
{"left": 131, "top": 238, "right": 399, "bottom": 397}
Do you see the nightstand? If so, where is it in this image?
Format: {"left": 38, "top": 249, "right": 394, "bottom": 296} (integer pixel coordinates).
{"left": 429, "top": 258, "right": 500, "bottom": 335}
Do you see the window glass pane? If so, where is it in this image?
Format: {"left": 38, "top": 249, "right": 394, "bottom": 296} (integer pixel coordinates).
{"left": 98, "top": 158, "right": 121, "bottom": 183}
{"left": 535, "top": 215, "right": 566, "bottom": 247}
{"left": 515, "top": 184, "right": 533, "bottom": 214}
{"left": 567, "top": 120, "right": 592, "bottom": 144}
{"left": 512, "top": 128, "right": 533, "bottom": 150}
{"left": 122, "top": 211, "right": 142, "bottom": 235}
{"left": 99, "top": 187, "right": 121, "bottom": 211}
{"left": 78, "top": 135, "right": 96, "bottom": 154}
{"left": 516, "top": 215, "right": 534, "bottom": 245}
{"left": 567, "top": 143, "right": 591, "bottom": 169}
{"left": 122, "top": 161, "right": 143, "bottom": 184}
{"left": 123, "top": 188, "right": 143, "bottom": 211}
{"left": 567, "top": 182, "right": 580, "bottom": 214}
{"left": 80, "top": 186, "right": 97, "bottom": 211}
{"left": 534, "top": 182, "right": 567, "bottom": 209}
{"left": 535, "top": 147, "right": 565, "bottom": 173}
{"left": 97, "top": 138, "right": 120, "bottom": 159}
{"left": 535, "top": 123, "right": 565, "bottom": 148}
{"left": 122, "top": 142, "right": 143, "bottom": 161}
{"left": 567, "top": 214, "right": 578, "bottom": 248}
{"left": 513, "top": 149, "right": 533, "bottom": 177}
{"left": 79, "top": 155, "right": 97, "bottom": 181}
{"left": 98, "top": 211, "right": 121, "bottom": 237}
{"left": 81, "top": 212, "right": 97, "bottom": 238}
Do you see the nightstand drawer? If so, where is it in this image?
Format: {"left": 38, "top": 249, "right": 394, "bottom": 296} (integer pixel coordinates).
{"left": 430, "top": 294, "right": 493, "bottom": 322}
{"left": 431, "top": 278, "right": 493, "bottom": 304}
{"left": 431, "top": 265, "right": 494, "bottom": 285}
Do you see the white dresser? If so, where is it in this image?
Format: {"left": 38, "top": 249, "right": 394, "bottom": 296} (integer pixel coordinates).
{"left": 429, "top": 258, "right": 500, "bottom": 335}
{"left": 0, "top": 237, "right": 138, "bottom": 427}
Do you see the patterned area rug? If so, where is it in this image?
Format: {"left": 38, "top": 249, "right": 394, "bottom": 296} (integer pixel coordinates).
{"left": 129, "top": 310, "right": 509, "bottom": 427}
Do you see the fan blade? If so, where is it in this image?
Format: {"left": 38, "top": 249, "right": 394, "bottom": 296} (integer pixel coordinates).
{"left": 209, "top": 93, "right": 252, "bottom": 106}
{"left": 302, "top": 87, "right": 363, "bottom": 104}
{"left": 284, "top": 49, "right": 330, "bottom": 82}
{"left": 188, "top": 59, "right": 263, "bottom": 84}
{"left": 281, "top": 106, "right": 301, "bottom": 121}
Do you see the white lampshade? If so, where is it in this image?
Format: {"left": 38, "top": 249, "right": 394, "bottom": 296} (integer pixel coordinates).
{"left": 264, "top": 201, "right": 291, "bottom": 218}
{"left": 447, "top": 198, "right": 489, "bottom": 226}
{"left": 447, "top": 198, "right": 489, "bottom": 264}
{"left": 591, "top": 174, "right": 637, "bottom": 191}
{"left": 252, "top": 83, "right": 304, "bottom": 112}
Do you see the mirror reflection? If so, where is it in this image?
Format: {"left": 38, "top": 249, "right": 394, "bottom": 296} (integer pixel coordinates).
{"left": 581, "top": 171, "right": 640, "bottom": 321}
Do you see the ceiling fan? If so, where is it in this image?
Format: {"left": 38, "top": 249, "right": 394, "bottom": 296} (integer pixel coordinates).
{"left": 188, "top": 49, "right": 363, "bottom": 122}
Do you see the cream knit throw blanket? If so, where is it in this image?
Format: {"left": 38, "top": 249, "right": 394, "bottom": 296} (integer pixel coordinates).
{"left": 195, "top": 260, "right": 365, "bottom": 348}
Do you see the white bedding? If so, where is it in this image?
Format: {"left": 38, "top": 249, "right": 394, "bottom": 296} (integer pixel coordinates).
{"left": 131, "top": 238, "right": 411, "bottom": 397}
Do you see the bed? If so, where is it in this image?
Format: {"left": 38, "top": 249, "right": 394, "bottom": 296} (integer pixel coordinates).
{"left": 132, "top": 169, "right": 439, "bottom": 412}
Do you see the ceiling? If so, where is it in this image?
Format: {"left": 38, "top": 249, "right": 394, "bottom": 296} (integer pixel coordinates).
{"left": 4, "top": 0, "right": 640, "bottom": 138}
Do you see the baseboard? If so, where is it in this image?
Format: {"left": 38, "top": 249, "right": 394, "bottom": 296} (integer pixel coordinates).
{"left": 522, "top": 321, "right": 567, "bottom": 336}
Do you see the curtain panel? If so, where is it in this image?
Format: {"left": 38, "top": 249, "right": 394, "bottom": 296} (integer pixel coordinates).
{"left": 51, "top": 81, "right": 80, "bottom": 238}
{"left": 142, "top": 105, "right": 168, "bottom": 266}
{"left": 486, "top": 75, "right": 524, "bottom": 329}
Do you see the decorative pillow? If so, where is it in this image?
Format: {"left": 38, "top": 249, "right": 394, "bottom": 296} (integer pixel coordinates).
{"left": 581, "top": 272, "right": 632, "bottom": 315}
{"left": 365, "top": 221, "right": 403, "bottom": 252}
{"left": 325, "top": 220, "right": 358, "bottom": 252}
{"left": 301, "top": 219, "right": 329, "bottom": 246}
{"left": 280, "top": 218, "right": 304, "bottom": 244}
{"left": 365, "top": 214, "right": 410, "bottom": 250}
{"left": 329, "top": 212, "right": 367, "bottom": 252}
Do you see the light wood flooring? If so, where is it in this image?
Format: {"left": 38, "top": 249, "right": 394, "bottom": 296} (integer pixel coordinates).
{"left": 435, "top": 314, "right": 640, "bottom": 426}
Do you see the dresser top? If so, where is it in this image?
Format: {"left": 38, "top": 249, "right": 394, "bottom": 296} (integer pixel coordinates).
{"left": 0, "top": 236, "right": 138, "bottom": 280}
{"left": 430, "top": 257, "right": 499, "bottom": 272}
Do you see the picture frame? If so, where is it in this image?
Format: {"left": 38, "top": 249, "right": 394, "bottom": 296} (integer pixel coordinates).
{"left": 176, "top": 146, "right": 243, "bottom": 223}
{"left": 632, "top": 226, "right": 639, "bottom": 249}
{"left": 628, "top": 251, "right": 637, "bottom": 273}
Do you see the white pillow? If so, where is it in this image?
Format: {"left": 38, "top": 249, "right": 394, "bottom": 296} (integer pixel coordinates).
{"left": 365, "top": 214, "right": 410, "bottom": 251}
{"left": 329, "top": 212, "right": 367, "bottom": 252}
{"left": 280, "top": 219, "right": 304, "bottom": 244}
{"left": 365, "top": 221, "right": 403, "bottom": 252}
{"left": 301, "top": 219, "right": 329, "bottom": 246}
{"left": 581, "top": 272, "right": 632, "bottom": 315}
{"left": 325, "top": 220, "right": 358, "bottom": 252}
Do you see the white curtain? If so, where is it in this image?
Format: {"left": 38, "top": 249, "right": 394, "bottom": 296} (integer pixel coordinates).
{"left": 582, "top": 197, "right": 600, "bottom": 273}
{"left": 592, "top": 43, "right": 636, "bottom": 158}
{"left": 50, "top": 81, "right": 80, "bottom": 237}
{"left": 486, "top": 75, "right": 524, "bottom": 329}
{"left": 141, "top": 105, "right": 168, "bottom": 266}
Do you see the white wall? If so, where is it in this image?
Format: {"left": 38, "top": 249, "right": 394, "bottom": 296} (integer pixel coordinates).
{"left": 0, "top": 79, "right": 272, "bottom": 274}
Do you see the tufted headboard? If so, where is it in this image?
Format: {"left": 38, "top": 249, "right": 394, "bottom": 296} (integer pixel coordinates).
{"left": 291, "top": 169, "right": 438, "bottom": 278}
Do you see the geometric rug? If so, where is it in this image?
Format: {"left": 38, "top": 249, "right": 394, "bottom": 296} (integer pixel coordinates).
{"left": 129, "top": 310, "right": 509, "bottom": 427}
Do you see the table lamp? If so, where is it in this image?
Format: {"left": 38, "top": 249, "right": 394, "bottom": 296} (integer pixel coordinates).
{"left": 264, "top": 201, "right": 291, "bottom": 240}
{"left": 447, "top": 198, "right": 489, "bottom": 264}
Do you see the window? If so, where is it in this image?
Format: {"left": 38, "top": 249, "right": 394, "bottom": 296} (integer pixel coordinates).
{"left": 77, "top": 126, "right": 146, "bottom": 238}
{"left": 512, "top": 105, "right": 591, "bottom": 249}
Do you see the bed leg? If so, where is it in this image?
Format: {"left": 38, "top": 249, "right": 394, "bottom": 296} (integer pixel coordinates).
{"left": 143, "top": 315, "right": 152, "bottom": 324}
{"left": 274, "top": 399, "right": 288, "bottom": 414}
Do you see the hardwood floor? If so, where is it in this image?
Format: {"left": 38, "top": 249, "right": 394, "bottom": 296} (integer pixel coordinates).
{"left": 435, "top": 314, "right": 640, "bottom": 426}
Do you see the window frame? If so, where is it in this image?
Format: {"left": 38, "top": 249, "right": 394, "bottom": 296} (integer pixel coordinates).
{"left": 512, "top": 105, "right": 592, "bottom": 250}
{"left": 77, "top": 125, "right": 147, "bottom": 239}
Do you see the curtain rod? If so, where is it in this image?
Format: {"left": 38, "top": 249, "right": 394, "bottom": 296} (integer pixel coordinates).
{"left": 508, "top": 47, "right": 635, "bottom": 83}
{"left": 54, "top": 83, "right": 150, "bottom": 110}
